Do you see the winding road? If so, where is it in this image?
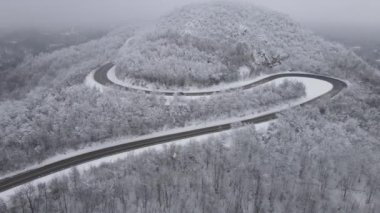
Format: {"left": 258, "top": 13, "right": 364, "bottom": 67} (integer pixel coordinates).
{"left": 0, "top": 63, "right": 347, "bottom": 193}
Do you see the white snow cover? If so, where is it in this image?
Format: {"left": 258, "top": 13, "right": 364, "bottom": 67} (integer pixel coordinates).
{"left": 84, "top": 69, "right": 105, "bottom": 92}
{"left": 0, "top": 72, "right": 333, "bottom": 199}
{"left": 1, "top": 119, "right": 272, "bottom": 202}
{"left": 238, "top": 66, "right": 251, "bottom": 79}
{"left": 107, "top": 66, "right": 275, "bottom": 94}
{"left": 0, "top": 127, "right": 244, "bottom": 201}
{"left": 1, "top": 68, "right": 335, "bottom": 201}
{"left": 274, "top": 77, "right": 333, "bottom": 101}
{"left": 107, "top": 65, "right": 335, "bottom": 102}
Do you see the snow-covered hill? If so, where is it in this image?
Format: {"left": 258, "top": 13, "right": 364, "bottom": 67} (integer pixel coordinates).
{"left": 115, "top": 2, "right": 372, "bottom": 89}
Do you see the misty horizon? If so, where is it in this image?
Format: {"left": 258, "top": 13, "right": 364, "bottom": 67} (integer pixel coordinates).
{"left": 0, "top": 0, "right": 379, "bottom": 31}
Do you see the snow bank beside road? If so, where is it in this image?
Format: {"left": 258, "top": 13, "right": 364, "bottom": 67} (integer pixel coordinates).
{"left": 84, "top": 69, "right": 105, "bottom": 92}
{"left": 273, "top": 77, "right": 333, "bottom": 102}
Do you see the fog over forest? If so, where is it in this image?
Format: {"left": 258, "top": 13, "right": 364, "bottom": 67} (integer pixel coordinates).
{"left": 1, "top": 0, "right": 379, "bottom": 30}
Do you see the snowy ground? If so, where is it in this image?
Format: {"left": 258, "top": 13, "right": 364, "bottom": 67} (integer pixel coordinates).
{"left": 0, "top": 69, "right": 335, "bottom": 201}
{"left": 107, "top": 66, "right": 279, "bottom": 93}
{"left": 106, "top": 66, "right": 335, "bottom": 100}
{"left": 84, "top": 69, "right": 105, "bottom": 92}
{"left": 0, "top": 123, "right": 267, "bottom": 201}
{"left": 273, "top": 77, "right": 333, "bottom": 100}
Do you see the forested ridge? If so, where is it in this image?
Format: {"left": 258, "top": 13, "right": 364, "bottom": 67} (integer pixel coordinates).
{"left": 115, "top": 2, "right": 377, "bottom": 89}
{"left": 0, "top": 28, "right": 134, "bottom": 101}
{"left": 1, "top": 2, "right": 380, "bottom": 212}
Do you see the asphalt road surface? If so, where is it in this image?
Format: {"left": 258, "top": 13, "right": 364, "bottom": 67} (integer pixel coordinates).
{"left": 0, "top": 63, "right": 347, "bottom": 193}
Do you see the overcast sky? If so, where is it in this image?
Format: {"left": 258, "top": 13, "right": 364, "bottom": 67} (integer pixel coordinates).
{"left": 0, "top": 0, "right": 379, "bottom": 30}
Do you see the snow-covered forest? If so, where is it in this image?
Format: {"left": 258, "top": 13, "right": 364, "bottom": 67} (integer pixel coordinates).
{"left": 0, "top": 2, "right": 380, "bottom": 212}
{"left": 3, "top": 107, "right": 379, "bottom": 212}
{"left": 0, "top": 78, "right": 304, "bottom": 173}
{"left": 115, "top": 3, "right": 378, "bottom": 89}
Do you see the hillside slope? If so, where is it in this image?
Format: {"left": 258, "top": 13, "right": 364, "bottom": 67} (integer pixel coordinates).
{"left": 1, "top": 2, "right": 380, "bottom": 212}
{"left": 115, "top": 2, "right": 377, "bottom": 89}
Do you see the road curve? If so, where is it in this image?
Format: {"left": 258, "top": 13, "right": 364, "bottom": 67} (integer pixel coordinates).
{"left": 95, "top": 63, "right": 346, "bottom": 97}
{"left": 0, "top": 63, "right": 347, "bottom": 193}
